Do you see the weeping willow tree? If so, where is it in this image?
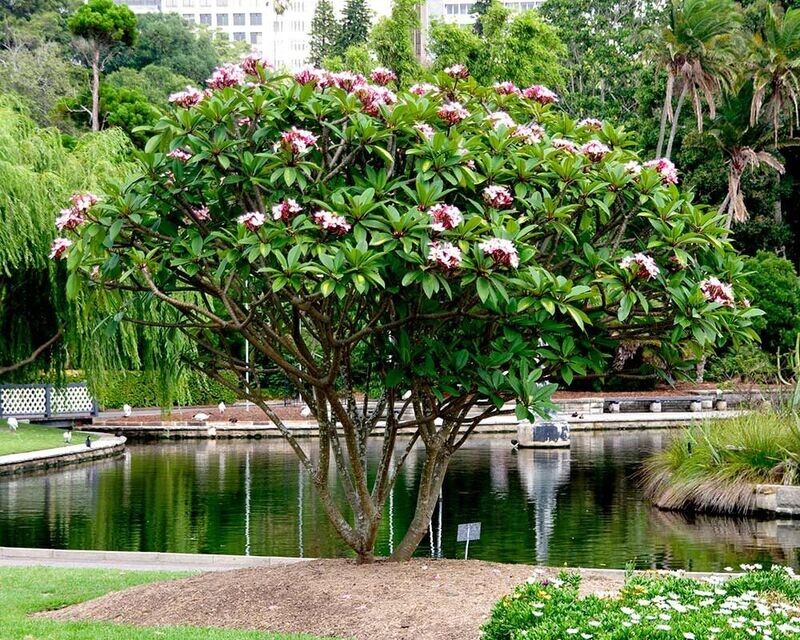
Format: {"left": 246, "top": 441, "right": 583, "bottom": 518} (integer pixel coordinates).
{"left": 0, "top": 96, "right": 136, "bottom": 381}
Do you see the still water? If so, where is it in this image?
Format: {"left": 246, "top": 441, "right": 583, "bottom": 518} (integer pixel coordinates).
{"left": 1, "top": 431, "right": 798, "bottom": 571}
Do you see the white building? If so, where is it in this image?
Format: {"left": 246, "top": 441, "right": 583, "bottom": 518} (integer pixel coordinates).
{"left": 423, "top": 0, "right": 541, "bottom": 25}
{"left": 118, "top": 0, "right": 391, "bottom": 71}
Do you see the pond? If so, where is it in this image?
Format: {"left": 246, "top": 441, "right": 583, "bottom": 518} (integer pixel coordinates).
{"left": 1, "top": 431, "right": 798, "bottom": 571}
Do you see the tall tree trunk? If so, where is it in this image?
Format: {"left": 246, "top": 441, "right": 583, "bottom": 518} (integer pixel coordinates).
{"left": 665, "top": 83, "right": 688, "bottom": 160}
{"left": 91, "top": 46, "right": 101, "bottom": 132}
{"left": 390, "top": 447, "right": 450, "bottom": 561}
{"left": 656, "top": 88, "right": 671, "bottom": 159}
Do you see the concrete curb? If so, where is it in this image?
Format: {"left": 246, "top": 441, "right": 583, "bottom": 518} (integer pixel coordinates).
{"left": 0, "top": 437, "right": 126, "bottom": 477}
{"left": 90, "top": 411, "right": 745, "bottom": 439}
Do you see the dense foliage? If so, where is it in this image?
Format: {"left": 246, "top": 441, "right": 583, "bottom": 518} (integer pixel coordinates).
{"left": 57, "top": 58, "right": 757, "bottom": 559}
{"left": 483, "top": 567, "right": 800, "bottom": 640}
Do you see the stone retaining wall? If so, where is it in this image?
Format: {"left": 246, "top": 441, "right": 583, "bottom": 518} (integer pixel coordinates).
{"left": 0, "top": 437, "right": 126, "bottom": 477}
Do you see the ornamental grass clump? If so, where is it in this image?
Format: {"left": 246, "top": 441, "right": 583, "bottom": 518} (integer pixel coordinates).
{"left": 642, "top": 411, "right": 800, "bottom": 514}
{"left": 483, "top": 566, "right": 800, "bottom": 640}
{"left": 57, "top": 56, "right": 759, "bottom": 562}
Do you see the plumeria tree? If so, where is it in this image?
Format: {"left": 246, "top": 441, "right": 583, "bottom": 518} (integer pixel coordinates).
{"left": 59, "top": 57, "right": 759, "bottom": 562}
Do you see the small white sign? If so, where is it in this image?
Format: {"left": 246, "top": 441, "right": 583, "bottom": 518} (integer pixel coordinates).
{"left": 457, "top": 522, "right": 481, "bottom": 542}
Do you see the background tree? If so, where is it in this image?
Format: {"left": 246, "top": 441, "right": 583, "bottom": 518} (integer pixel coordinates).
{"left": 108, "top": 13, "right": 218, "bottom": 84}
{"left": 105, "top": 64, "right": 195, "bottom": 106}
{"left": 0, "top": 97, "right": 133, "bottom": 379}
{"left": 321, "top": 43, "right": 374, "bottom": 74}
{"left": 67, "top": 0, "right": 137, "bottom": 132}
{"left": 428, "top": 3, "right": 566, "bottom": 89}
{"left": 370, "top": 0, "right": 420, "bottom": 84}
{"left": 336, "top": 0, "right": 371, "bottom": 56}
{"left": 63, "top": 60, "right": 757, "bottom": 562}
{"left": 472, "top": 0, "right": 492, "bottom": 34}
{"left": 308, "top": 0, "right": 340, "bottom": 67}
{"left": 651, "top": 0, "right": 743, "bottom": 158}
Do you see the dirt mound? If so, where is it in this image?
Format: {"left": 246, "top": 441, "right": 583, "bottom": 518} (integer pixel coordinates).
{"left": 44, "top": 558, "right": 623, "bottom": 640}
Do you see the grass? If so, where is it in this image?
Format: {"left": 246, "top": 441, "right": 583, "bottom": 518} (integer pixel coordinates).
{"left": 640, "top": 411, "right": 800, "bottom": 514}
{"left": 482, "top": 566, "right": 800, "bottom": 639}
{"left": 0, "top": 421, "right": 92, "bottom": 456}
{"left": 0, "top": 566, "right": 328, "bottom": 639}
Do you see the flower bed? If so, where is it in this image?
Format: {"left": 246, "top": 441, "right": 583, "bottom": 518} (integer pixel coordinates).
{"left": 483, "top": 566, "right": 800, "bottom": 639}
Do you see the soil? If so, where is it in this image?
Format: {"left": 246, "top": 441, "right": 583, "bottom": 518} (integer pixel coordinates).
{"left": 44, "top": 558, "right": 624, "bottom": 640}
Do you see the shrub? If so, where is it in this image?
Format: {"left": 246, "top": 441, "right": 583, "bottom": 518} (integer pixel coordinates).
{"left": 482, "top": 567, "right": 800, "bottom": 640}
{"left": 706, "top": 342, "right": 777, "bottom": 384}
{"left": 641, "top": 411, "right": 800, "bottom": 514}
{"left": 743, "top": 251, "right": 800, "bottom": 355}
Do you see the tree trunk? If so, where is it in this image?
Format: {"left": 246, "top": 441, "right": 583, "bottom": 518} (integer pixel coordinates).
{"left": 390, "top": 448, "right": 449, "bottom": 561}
{"left": 91, "top": 46, "right": 101, "bottom": 132}
{"left": 655, "top": 83, "right": 672, "bottom": 159}
{"left": 665, "top": 83, "right": 688, "bottom": 160}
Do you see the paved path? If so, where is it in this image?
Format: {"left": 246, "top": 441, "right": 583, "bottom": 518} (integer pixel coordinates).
{"left": 0, "top": 547, "right": 310, "bottom": 572}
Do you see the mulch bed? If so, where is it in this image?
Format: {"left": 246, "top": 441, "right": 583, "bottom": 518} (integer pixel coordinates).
{"left": 43, "top": 558, "right": 624, "bottom": 640}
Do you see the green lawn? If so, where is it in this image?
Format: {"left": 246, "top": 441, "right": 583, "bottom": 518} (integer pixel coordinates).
{"left": 0, "top": 566, "right": 327, "bottom": 639}
{"left": 0, "top": 421, "right": 92, "bottom": 456}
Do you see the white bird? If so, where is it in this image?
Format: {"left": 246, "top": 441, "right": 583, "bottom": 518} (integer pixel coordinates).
{"left": 207, "top": 425, "right": 217, "bottom": 438}
{"left": 193, "top": 412, "right": 210, "bottom": 422}
{"left": 122, "top": 404, "right": 132, "bottom": 418}
{"left": 7, "top": 417, "right": 18, "bottom": 432}
{"left": 63, "top": 430, "right": 72, "bottom": 444}
{"left": 218, "top": 401, "right": 226, "bottom": 414}
{"left": 300, "top": 406, "right": 312, "bottom": 417}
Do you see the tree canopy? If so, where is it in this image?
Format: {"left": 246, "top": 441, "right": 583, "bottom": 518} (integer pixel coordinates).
{"left": 59, "top": 60, "right": 758, "bottom": 561}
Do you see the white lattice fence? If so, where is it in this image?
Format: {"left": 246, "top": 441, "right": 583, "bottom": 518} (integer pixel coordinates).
{"left": 0, "top": 383, "right": 96, "bottom": 418}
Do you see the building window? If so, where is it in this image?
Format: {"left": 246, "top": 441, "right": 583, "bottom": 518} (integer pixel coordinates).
{"left": 182, "top": 13, "right": 194, "bottom": 20}
{"left": 217, "top": 13, "right": 228, "bottom": 24}
{"left": 233, "top": 12, "right": 245, "bottom": 24}
{"left": 165, "top": 0, "right": 177, "bottom": 6}
{"left": 249, "top": 12, "right": 262, "bottom": 24}
{"left": 217, "top": 31, "right": 229, "bottom": 39}
{"left": 233, "top": 31, "right": 245, "bottom": 40}
{"left": 250, "top": 31, "right": 262, "bottom": 43}
{"left": 216, "top": 0, "right": 227, "bottom": 6}
{"left": 199, "top": 13, "right": 211, "bottom": 24}
{"left": 273, "top": 20, "right": 283, "bottom": 31}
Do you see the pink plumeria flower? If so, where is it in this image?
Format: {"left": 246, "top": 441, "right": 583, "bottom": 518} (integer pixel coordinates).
{"left": 427, "top": 203, "right": 462, "bottom": 231}
{"left": 167, "top": 148, "right": 192, "bottom": 162}
{"left": 644, "top": 158, "right": 679, "bottom": 185}
{"left": 624, "top": 160, "right": 642, "bottom": 175}
{"left": 313, "top": 209, "right": 351, "bottom": 235}
{"left": 328, "top": 71, "right": 366, "bottom": 92}
{"left": 522, "top": 85, "right": 559, "bottom": 105}
{"left": 238, "top": 211, "right": 266, "bottom": 231}
{"left": 581, "top": 140, "right": 611, "bottom": 162}
{"left": 190, "top": 206, "right": 211, "bottom": 222}
{"left": 438, "top": 102, "right": 469, "bottom": 125}
{"left": 207, "top": 64, "right": 246, "bottom": 90}
{"left": 241, "top": 53, "right": 272, "bottom": 76}
{"left": 493, "top": 81, "right": 519, "bottom": 95}
{"left": 578, "top": 118, "right": 603, "bottom": 130}
{"left": 444, "top": 64, "right": 469, "bottom": 79}
{"left": 356, "top": 85, "right": 397, "bottom": 116}
{"left": 370, "top": 67, "right": 397, "bottom": 86}
{"left": 70, "top": 193, "right": 99, "bottom": 211}
{"left": 480, "top": 238, "right": 519, "bottom": 268}
{"left": 294, "top": 67, "right": 325, "bottom": 87}
{"left": 414, "top": 122, "right": 436, "bottom": 139}
{"left": 272, "top": 198, "right": 302, "bottom": 221}
{"left": 700, "top": 277, "right": 735, "bottom": 307}
{"left": 552, "top": 138, "right": 578, "bottom": 153}
{"left": 169, "top": 86, "right": 204, "bottom": 108}
{"left": 275, "top": 127, "right": 318, "bottom": 155}
{"left": 512, "top": 123, "right": 545, "bottom": 145}
{"left": 483, "top": 185, "right": 514, "bottom": 209}
{"left": 619, "top": 253, "right": 660, "bottom": 280}
{"left": 55, "top": 208, "right": 85, "bottom": 231}
{"left": 428, "top": 241, "right": 462, "bottom": 271}
{"left": 486, "top": 111, "right": 515, "bottom": 130}
{"left": 409, "top": 83, "right": 436, "bottom": 96}
{"left": 50, "top": 237, "right": 73, "bottom": 260}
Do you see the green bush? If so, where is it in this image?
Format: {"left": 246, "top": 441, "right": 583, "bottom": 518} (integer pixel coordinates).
{"left": 743, "top": 251, "right": 800, "bottom": 355}
{"left": 89, "top": 370, "right": 237, "bottom": 409}
{"left": 482, "top": 567, "right": 800, "bottom": 640}
{"left": 706, "top": 342, "right": 777, "bottom": 383}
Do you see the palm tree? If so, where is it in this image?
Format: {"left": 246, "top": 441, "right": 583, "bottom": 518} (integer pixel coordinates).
{"left": 711, "top": 81, "right": 786, "bottom": 229}
{"left": 653, "top": 0, "right": 744, "bottom": 159}
{"left": 750, "top": 5, "right": 800, "bottom": 143}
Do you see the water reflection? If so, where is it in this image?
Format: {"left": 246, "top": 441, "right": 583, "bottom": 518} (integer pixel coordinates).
{"left": 0, "top": 432, "right": 789, "bottom": 570}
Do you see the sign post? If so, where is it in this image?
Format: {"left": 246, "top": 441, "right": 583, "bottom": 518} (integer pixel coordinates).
{"left": 457, "top": 522, "right": 481, "bottom": 560}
